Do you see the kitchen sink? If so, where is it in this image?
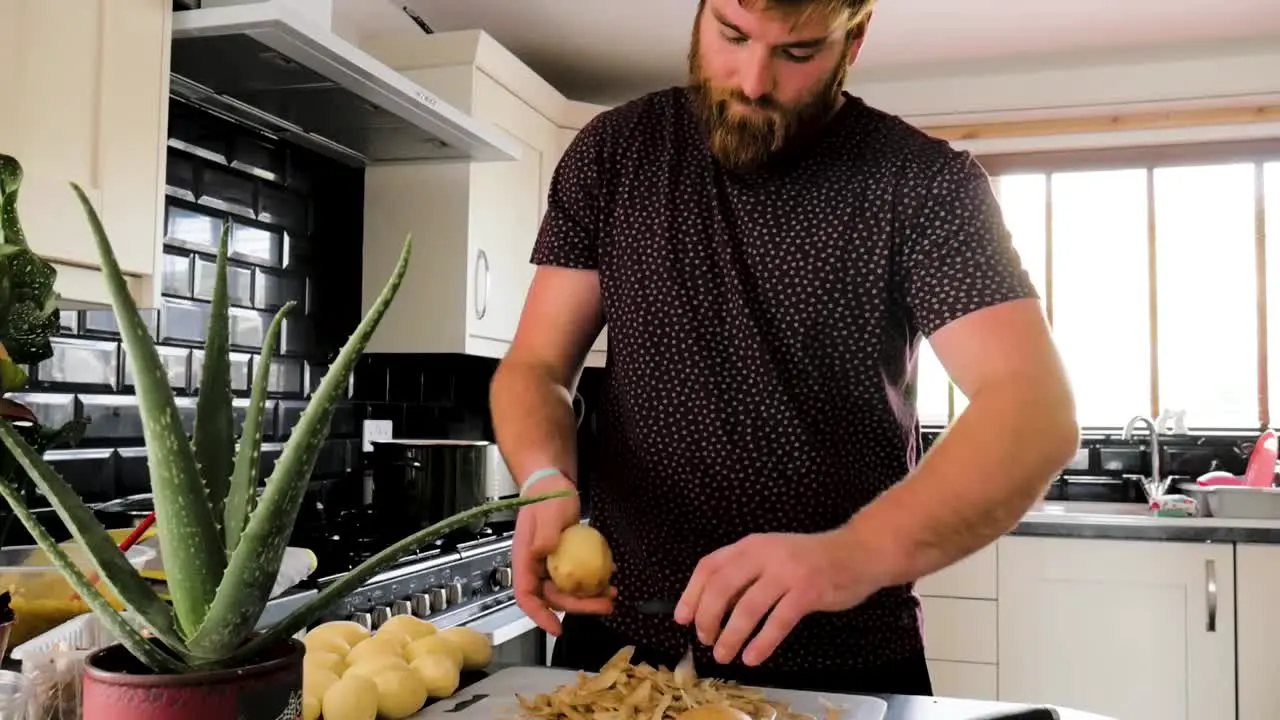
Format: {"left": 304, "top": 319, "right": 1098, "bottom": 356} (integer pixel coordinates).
{"left": 1029, "top": 500, "right": 1155, "bottom": 518}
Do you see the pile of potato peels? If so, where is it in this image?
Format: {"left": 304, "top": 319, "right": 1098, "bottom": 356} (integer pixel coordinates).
{"left": 514, "top": 646, "right": 842, "bottom": 720}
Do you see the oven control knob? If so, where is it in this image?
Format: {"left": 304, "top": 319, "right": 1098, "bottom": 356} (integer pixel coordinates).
{"left": 410, "top": 593, "right": 432, "bottom": 618}
{"left": 350, "top": 611, "right": 373, "bottom": 631}
{"left": 446, "top": 581, "right": 464, "bottom": 605}
{"left": 391, "top": 599, "right": 412, "bottom": 617}
{"left": 371, "top": 605, "right": 392, "bottom": 629}
{"left": 429, "top": 587, "right": 449, "bottom": 612}
{"left": 491, "top": 567, "right": 513, "bottom": 590}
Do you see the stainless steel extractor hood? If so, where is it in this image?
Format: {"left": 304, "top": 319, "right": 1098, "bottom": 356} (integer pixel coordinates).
{"left": 170, "top": 0, "right": 523, "bottom": 166}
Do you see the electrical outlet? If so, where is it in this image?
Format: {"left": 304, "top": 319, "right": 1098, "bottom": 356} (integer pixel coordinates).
{"left": 361, "top": 419, "right": 394, "bottom": 452}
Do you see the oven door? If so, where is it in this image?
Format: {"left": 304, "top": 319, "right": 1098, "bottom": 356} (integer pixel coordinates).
{"left": 455, "top": 600, "right": 551, "bottom": 667}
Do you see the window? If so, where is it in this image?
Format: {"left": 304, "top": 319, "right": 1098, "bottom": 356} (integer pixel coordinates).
{"left": 918, "top": 141, "right": 1280, "bottom": 432}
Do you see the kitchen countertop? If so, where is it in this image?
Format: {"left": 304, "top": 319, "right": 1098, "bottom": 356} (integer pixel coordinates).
{"left": 445, "top": 664, "right": 1113, "bottom": 720}
{"left": 1010, "top": 500, "right": 1280, "bottom": 542}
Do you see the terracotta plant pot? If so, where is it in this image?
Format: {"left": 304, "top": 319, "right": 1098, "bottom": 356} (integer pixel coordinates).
{"left": 82, "top": 636, "right": 305, "bottom": 720}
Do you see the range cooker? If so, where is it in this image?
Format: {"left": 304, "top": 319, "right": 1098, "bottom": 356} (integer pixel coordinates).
{"left": 260, "top": 508, "right": 546, "bottom": 664}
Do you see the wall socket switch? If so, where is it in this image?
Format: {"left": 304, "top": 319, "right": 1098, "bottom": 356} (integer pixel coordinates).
{"left": 361, "top": 419, "right": 394, "bottom": 452}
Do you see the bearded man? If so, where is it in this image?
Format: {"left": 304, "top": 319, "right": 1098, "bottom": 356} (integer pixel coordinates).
{"left": 489, "top": 0, "right": 1079, "bottom": 696}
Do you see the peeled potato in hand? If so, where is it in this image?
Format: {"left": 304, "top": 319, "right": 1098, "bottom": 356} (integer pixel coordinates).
{"left": 547, "top": 524, "right": 615, "bottom": 597}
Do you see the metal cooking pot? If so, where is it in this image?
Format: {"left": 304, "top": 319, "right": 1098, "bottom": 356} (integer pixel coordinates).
{"left": 370, "top": 440, "right": 490, "bottom": 537}
{"left": 93, "top": 493, "right": 156, "bottom": 528}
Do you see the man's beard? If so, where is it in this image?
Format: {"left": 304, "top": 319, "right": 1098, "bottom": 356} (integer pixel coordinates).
{"left": 687, "top": 37, "right": 849, "bottom": 174}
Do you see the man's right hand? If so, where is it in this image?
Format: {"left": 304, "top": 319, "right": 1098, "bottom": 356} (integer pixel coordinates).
{"left": 513, "top": 473, "right": 616, "bottom": 635}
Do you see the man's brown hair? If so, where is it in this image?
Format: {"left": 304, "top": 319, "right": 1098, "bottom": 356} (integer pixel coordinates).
{"left": 709, "top": 0, "right": 876, "bottom": 39}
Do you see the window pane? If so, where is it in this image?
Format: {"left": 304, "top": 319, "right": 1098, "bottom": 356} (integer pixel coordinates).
{"left": 1155, "top": 163, "right": 1258, "bottom": 428}
{"left": 1267, "top": 163, "right": 1280, "bottom": 425}
{"left": 954, "top": 384, "right": 970, "bottom": 416}
{"left": 996, "top": 174, "right": 1048, "bottom": 302}
{"left": 915, "top": 340, "right": 950, "bottom": 425}
{"left": 1050, "top": 169, "right": 1151, "bottom": 427}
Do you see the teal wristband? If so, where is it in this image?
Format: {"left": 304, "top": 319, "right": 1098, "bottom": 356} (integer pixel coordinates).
{"left": 521, "top": 467, "right": 565, "bottom": 496}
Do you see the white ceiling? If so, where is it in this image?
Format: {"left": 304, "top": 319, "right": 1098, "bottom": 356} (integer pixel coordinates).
{"left": 340, "top": 0, "right": 1280, "bottom": 105}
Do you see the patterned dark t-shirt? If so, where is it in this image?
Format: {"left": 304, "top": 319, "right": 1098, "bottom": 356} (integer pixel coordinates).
{"left": 531, "top": 87, "right": 1037, "bottom": 673}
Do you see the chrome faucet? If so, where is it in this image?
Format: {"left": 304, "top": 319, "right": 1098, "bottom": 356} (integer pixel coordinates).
{"left": 1123, "top": 415, "right": 1165, "bottom": 500}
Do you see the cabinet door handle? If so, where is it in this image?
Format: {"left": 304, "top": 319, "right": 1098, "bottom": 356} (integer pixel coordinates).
{"left": 1205, "top": 558, "right": 1217, "bottom": 632}
{"left": 474, "top": 249, "right": 489, "bottom": 320}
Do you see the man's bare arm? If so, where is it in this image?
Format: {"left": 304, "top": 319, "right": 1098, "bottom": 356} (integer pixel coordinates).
{"left": 841, "top": 297, "right": 1079, "bottom": 588}
{"left": 490, "top": 265, "right": 605, "bottom": 489}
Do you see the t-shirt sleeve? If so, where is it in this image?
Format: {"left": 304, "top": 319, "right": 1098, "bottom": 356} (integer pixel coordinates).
{"left": 900, "top": 150, "right": 1040, "bottom": 338}
{"left": 529, "top": 115, "right": 610, "bottom": 270}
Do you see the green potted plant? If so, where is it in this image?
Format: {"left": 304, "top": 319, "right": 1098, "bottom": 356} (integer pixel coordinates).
{"left": 0, "top": 155, "right": 89, "bottom": 548}
{"left": 0, "top": 160, "right": 568, "bottom": 719}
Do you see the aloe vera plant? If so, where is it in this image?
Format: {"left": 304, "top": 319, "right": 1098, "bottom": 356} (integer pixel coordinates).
{"left": 0, "top": 162, "right": 570, "bottom": 673}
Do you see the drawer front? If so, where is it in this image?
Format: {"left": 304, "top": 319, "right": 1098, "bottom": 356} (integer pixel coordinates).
{"left": 921, "top": 597, "right": 997, "bottom": 664}
{"left": 916, "top": 542, "right": 997, "bottom": 599}
{"left": 927, "top": 660, "right": 998, "bottom": 701}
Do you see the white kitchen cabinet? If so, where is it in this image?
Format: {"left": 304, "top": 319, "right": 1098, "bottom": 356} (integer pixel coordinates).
{"left": 358, "top": 30, "right": 613, "bottom": 364}
{"left": 361, "top": 67, "right": 556, "bottom": 358}
{"left": 0, "top": 0, "right": 171, "bottom": 308}
{"left": 997, "top": 535, "right": 1235, "bottom": 720}
{"left": 1236, "top": 543, "right": 1280, "bottom": 720}
{"left": 917, "top": 542, "right": 999, "bottom": 700}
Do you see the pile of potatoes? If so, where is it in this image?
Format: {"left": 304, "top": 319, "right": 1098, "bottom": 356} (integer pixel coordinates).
{"left": 300, "top": 615, "right": 493, "bottom": 720}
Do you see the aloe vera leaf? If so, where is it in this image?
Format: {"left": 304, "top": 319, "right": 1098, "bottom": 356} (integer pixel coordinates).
{"left": 225, "top": 301, "right": 295, "bottom": 553}
{"left": 229, "top": 491, "right": 573, "bottom": 663}
{"left": 187, "top": 235, "right": 413, "bottom": 656}
{"left": 0, "top": 421, "right": 199, "bottom": 659}
{"left": 194, "top": 224, "right": 235, "bottom": 534}
{"left": 0, "top": 479, "right": 185, "bottom": 673}
{"left": 70, "top": 183, "right": 225, "bottom": 636}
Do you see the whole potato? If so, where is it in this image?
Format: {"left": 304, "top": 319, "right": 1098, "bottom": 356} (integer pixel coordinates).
{"left": 410, "top": 653, "right": 462, "bottom": 698}
{"left": 305, "top": 620, "right": 370, "bottom": 648}
{"left": 322, "top": 673, "right": 379, "bottom": 720}
{"left": 436, "top": 627, "right": 493, "bottom": 670}
{"left": 547, "top": 525, "right": 615, "bottom": 597}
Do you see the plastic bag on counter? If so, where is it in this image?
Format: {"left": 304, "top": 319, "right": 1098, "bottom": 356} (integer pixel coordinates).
{"left": 21, "top": 643, "right": 90, "bottom": 720}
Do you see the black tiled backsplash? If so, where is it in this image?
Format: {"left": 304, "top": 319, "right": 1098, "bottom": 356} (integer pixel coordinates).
{"left": 346, "top": 352, "right": 608, "bottom": 510}
{"left": 0, "top": 97, "right": 366, "bottom": 545}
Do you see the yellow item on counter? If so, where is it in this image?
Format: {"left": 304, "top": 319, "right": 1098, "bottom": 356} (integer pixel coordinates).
{"left": 0, "top": 529, "right": 157, "bottom": 650}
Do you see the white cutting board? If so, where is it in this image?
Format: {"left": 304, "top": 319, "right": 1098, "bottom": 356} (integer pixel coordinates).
{"left": 410, "top": 666, "right": 888, "bottom": 720}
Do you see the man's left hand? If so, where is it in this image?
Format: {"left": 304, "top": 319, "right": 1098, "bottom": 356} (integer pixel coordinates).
{"left": 673, "top": 529, "right": 885, "bottom": 667}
